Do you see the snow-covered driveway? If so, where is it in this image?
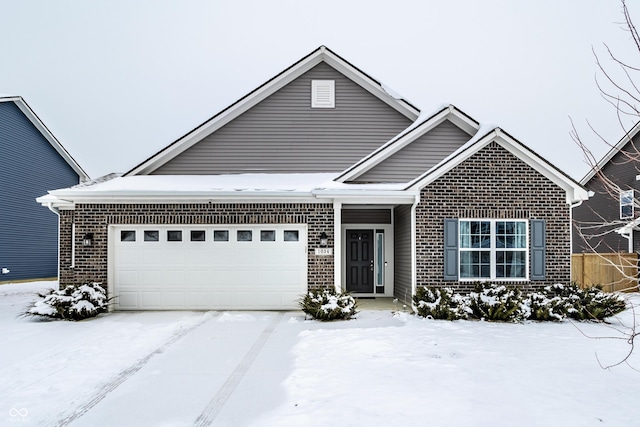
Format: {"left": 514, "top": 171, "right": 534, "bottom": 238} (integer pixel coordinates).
{"left": 2, "top": 281, "right": 640, "bottom": 426}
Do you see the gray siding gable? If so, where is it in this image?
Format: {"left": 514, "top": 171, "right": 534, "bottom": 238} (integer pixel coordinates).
{"left": 351, "top": 119, "right": 472, "bottom": 183}
{"left": 0, "top": 101, "right": 81, "bottom": 281}
{"left": 572, "top": 135, "right": 640, "bottom": 253}
{"left": 152, "top": 62, "right": 413, "bottom": 175}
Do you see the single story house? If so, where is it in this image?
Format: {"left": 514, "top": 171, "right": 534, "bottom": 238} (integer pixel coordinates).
{"left": 1, "top": 95, "right": 88, "bottom": 283}
{"left": 38, "top": 46, "right": 588, "bottom": 310}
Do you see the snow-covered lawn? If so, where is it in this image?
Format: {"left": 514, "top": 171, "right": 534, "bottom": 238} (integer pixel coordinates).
{"left": 2, "top": 281, "right": 640, "bottom": 426}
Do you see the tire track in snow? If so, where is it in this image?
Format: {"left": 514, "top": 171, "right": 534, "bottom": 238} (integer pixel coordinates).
{"left": 54, "top": 312, "right": 218, "bottom": 427}
{"left": 194, "top": 312, "right": 285, "bottom": 426}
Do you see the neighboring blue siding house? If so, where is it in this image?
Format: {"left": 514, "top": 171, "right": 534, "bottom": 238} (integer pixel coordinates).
{"left": 0, "top": 95, "right": 88, "bottom": 282}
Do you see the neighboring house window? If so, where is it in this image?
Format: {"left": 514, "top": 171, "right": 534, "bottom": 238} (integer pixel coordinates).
{"left": 620, "top": 190, "right": 634, "bottom": 219}
{"left": 311, "top": 80, "right": 335, "bottom": 108}
{"left": 458, "top": 220, "right": 528, "bottom": 280}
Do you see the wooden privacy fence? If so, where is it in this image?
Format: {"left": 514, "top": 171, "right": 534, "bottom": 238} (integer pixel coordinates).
{"left": 571, "top": 253, "right": 638, "bottom": 292}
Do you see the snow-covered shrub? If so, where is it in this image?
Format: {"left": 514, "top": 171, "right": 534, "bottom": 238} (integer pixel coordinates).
{"left": 300, "top": 288, "right": 358, "bottom": 321}
{"left": 524, "top": 291, "right": 565, "bottom": 321}
{"left": 466, "top": 283, "right": 526, "bottom": 322}
{"left": 413, "top": 286, "right": 468, "bottom": 320}
{"left": 543, "top": 283, "right": 626, "bottom": 321}
{"left": 524, "top": 284, "right": 627, "bottom": 321}
{"left": 26, "top": 283, "right": 109, "bottom": 321}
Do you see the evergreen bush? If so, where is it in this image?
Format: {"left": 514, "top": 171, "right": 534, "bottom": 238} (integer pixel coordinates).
{"left": 300, "top": 288, "right": 358, "bottom": 321}
{"left": 26, "top": 283, "right": 110, "bottom": 321}
{"left": 413, "top": 286, "right": 468, "bottom": 320}
{"left": 466, "top": 283, "right": 527, "bottom": 322}
{"left": 541, "top": 283, "right": 627, "bottom": 320}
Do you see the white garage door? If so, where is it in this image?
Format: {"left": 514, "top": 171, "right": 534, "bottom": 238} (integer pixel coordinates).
{"left": 110, "top": 225, "right": 307, "bottom": 310}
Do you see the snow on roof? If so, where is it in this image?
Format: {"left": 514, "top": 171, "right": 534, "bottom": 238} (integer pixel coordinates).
{"left": 44, "top": 172, "right": 412, "bottom": 203}
{"left": 52, "top": 173, "right": 340, "bottom": 195}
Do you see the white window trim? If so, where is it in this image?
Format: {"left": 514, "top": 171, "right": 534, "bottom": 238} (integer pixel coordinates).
{"left": 311, "top": 80, "right": 335, "bottom": 108}
{"left": 458, "top": 219, "right": 529, "bottom": 281}
{"left": 620, "top": 189, "right": 634, "bottom": 220}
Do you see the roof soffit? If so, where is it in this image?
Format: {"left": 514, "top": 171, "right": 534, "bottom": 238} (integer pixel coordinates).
{"left": 125, "top": 46, "right": 421, "bottom": 177}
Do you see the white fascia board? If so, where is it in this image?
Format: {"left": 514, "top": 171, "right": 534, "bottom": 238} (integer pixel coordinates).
{"left": 8, "top": 97, "right": 90, "bottom": 182}
{"left": 321, "top": 49, "right": 419, "bottom": 120}
{"left": 580, "top": 120, "right": 640, "bottom": 185}
{"left": 312, "top": 189, "right": 417, "bottom": 204}
{"left": 36, "top": 194, "right": 75, "bottom": 209}
{"left": 447, "top": 108, "right": 480, "bottom": 136}
{"left": 43, "top": 192, "right": 320, "bottom": 207}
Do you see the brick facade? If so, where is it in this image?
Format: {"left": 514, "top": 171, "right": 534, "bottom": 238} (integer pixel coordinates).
{"left": 416, "top": 141, "right": 570, "bottom": 293}
{"left": 57, "top": 142, "right": 572, "bottom": 301}
{"left": 59, "top": 203, "right": 334, "bottom": 296}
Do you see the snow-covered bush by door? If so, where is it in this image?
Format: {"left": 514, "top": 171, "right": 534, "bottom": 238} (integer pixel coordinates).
{"left": 26, "top": 283, "right": 109, "bottom": 321}
{"left": 300, "top": 289, "right": 358, "bottom": 321}
{"left": 413, "top": 286, "right": 468, "bottom": 320}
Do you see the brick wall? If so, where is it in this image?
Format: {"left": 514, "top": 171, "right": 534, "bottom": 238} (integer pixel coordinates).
{"left": 416, "top": 141, "right": 570, "bottom": 293}
{"left": 59, "top": 203, "right": 334, "bottom": 295}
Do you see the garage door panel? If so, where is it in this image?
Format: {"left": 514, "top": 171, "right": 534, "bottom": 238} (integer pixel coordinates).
{"left": 139, "top": 270, "right": 164, "bottom": 286}
{"left": 112, "top": 225, "right": 307, "bottom": 310}
{"left": 141, "top": 292, "right": 162, "bottom": 309}
{"left": 118, "top": 291, "right": 139, "bottom": 309}
{"left": 117, "top": 271, "right": 138, "bottom": 286}
{"left": 163, "top": 292, "right": 186, "bottom": 308}
{"left": 258, "top": 270, "right": 281, "bottom": 286}
{"left": 281, "top": 270, "right": 303, "bottom": 286}
{"left": 164, "top": 270, "right": 186, "bottom": 286}
{"left": 185, "top": 292, "right": 211, "bottom": 308}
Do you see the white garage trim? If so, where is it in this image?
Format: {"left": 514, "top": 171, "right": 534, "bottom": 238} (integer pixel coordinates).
{"left": 108, "top": 224, "right": 307, "bottom": 310}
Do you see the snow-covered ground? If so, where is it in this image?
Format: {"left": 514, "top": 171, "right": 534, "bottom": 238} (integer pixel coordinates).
{"left": 2, "top": 281, "right": 640, "bottom": 426}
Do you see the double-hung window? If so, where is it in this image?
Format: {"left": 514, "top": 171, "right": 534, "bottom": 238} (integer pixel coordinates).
{"left": 459, "top": 220, "right": 528, "bottom": 280}
{"left": 620, "top": 190, "right": 634, "bottom": 219}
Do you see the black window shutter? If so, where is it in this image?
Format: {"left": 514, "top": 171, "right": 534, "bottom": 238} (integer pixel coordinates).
{"left": 444, "top": 219, "right": 459, "bottom": 281}
{"left": 531, "top": 219, "right": 546, "bottom": 280}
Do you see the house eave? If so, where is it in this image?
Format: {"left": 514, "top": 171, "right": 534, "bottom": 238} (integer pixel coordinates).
{"left": 1, "top": 96, "right": 90, "bottom": 182}
{"left": 580, "top": 120, "right": 640, "bottom": 185}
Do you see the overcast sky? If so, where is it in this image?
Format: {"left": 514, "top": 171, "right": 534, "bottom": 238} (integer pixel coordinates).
{"left": 2, "top": 0, "right": 639, "bottom": 181}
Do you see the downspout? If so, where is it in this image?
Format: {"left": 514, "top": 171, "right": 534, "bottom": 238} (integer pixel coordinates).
{"left": 569, "top": 198, "right": 583, "bottom": 281}
{"left": 410, "top": 193, "right": 420, "bottom": 310}
{"left": 334, "top": 200, "right": 342, "bottom": 292}
{"left": 46, "top": 202, "right": 63, "bottom": 280}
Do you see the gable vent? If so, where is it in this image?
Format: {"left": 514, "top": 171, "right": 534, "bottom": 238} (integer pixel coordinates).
{"left": 311, "top": 80, "right": 335, "bottom": 108}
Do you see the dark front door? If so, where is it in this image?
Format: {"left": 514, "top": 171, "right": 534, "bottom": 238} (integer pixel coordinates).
{"left": 346, "top": 229, "right": 374, "bottom": 293}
